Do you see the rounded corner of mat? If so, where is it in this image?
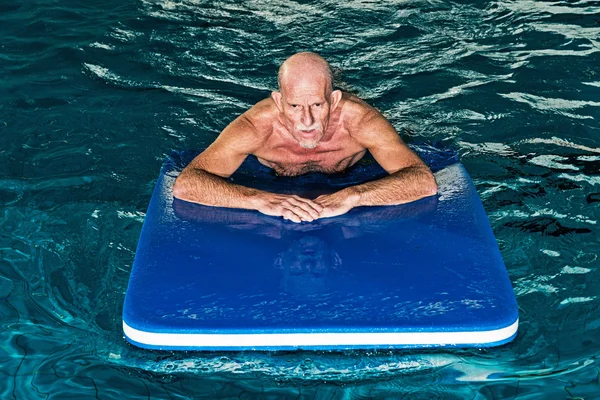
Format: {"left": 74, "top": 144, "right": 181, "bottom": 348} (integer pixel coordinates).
{"left": 122, "top": 320, "right": 164, "bottom": 350}
{"left": 481, "top": 317, "right": 519, "bottom": 347}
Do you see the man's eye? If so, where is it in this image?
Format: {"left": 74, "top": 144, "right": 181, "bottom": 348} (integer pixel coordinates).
{"left": 290, "top": 104, "right": 299, "bottom": 109}
{"left": 313, "top": 103, "right": 322, "bottom": 107}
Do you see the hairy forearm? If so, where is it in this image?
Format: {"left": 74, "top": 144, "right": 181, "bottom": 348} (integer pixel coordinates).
{"left": 350, "top": 166, "right": 438, "bottom": 207}
{"left": 173, "top": 168, "right": 263, "bottom": 210}
{"left": 174, "top": 167, "right": 323, "bottom": 222}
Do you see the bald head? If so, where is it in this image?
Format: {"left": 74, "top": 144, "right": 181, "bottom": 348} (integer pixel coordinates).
{"left": 271, "top": 52, "right": 342, "bottom": 149}
{"left": 278, "top": 52, "right": 334, "bottom": 95}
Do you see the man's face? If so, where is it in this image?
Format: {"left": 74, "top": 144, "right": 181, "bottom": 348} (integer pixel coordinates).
{"left": 277, "top": 236, "right": 341, "bottom": 296}
{"left": 279, "top": 77, "right": 332, "bottom": 149}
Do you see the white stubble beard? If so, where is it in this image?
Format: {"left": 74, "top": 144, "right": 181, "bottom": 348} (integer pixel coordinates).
{"left": 295, "top": 123, "right": 323, "bottom": 149}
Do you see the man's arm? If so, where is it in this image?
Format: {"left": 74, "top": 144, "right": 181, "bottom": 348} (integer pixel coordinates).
{"left": 315, "top": 106, "right": 438, "bottom": 218}
{"left": 172, "top": 107, "right": 322, "bottom": 223}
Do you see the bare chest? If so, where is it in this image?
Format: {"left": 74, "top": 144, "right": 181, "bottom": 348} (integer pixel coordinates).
{"left": 252, "top": 111, "right": 368, "bottom": 176}
{"left": 259, "top": 150, "right": 366, "bottom": 176}
{"left": 255, "top": 139, "right": 366, "bottom": 176}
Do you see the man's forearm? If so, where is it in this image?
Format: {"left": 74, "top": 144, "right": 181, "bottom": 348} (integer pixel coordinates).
{"left": 173, "top": 167, "right": 324, "bottom": 222}
{"left": 350, "top": 166, "right": 438, "bottom": 207}
{"left": 173, "top": 168, "right": 263, "bottom": 210}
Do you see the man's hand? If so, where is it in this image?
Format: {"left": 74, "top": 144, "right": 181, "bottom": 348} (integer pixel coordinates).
{"left": 255, "top": 193, "right": 323, "bottom": 223}
{"left": 314, "top": 189, "right": 361, "bottom": 219}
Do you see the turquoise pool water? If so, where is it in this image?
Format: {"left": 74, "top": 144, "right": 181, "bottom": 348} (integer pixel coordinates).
{"left": 1, "top": 0, "right": 599, "bottom": 398}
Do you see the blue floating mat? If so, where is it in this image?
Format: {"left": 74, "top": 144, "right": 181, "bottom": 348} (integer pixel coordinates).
{"left": 122, "top": 146, "right": 518, "bottom": 351}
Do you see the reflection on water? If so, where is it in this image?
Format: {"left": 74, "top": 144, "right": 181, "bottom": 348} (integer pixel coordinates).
{"left": 276, "top": 236, "right": 341, "bottom": 296}
{"left": 171, "top": 187, "right": 440, "bottom": 303}
{"left": 1, "top": 0, "right": 600, "bottom": 397}
{"left": 173, "top": 187, "right": 440, "bottom": 297}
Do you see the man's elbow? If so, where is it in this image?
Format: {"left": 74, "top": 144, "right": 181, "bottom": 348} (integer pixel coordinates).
{"left": 172, "top": 175, "right": 188, "bottom": 200}
{"left": 422, "top": 170, "right": 438, "bottom": 197}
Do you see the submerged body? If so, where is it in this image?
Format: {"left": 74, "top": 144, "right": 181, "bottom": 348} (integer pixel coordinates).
{"left": 173, "top": 52, "right": 438, "bottom": 221}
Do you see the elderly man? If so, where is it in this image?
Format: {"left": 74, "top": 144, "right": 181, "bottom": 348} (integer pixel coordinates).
{"left": 173, "top": 52, "right": 438, "bottom": 222}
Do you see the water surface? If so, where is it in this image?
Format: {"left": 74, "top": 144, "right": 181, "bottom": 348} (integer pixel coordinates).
{"left": 1, "top": 0, "right": 599, "bottom": 398}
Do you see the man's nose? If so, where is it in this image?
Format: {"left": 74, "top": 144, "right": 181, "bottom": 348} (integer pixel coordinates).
{"left": 301, "top": 107, "right": 314, "bottom": 126}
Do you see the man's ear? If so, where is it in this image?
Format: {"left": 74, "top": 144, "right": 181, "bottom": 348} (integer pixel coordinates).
{"left": 271, "top": 91, "right": 283, "bottom": 111}
{"left": 330, "top": 90, "right": 342, "bottom": 111}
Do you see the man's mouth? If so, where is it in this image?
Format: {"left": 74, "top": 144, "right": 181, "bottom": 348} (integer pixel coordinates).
{"left": 296, "top": 123, "right": 322, "bottom": 135}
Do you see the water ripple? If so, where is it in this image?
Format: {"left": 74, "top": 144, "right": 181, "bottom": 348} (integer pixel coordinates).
{"left": 2, "top": 0, "right": 600, "bottom": 397}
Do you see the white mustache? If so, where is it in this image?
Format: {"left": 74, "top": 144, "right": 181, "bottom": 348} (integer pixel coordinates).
{"left": 296, "top": 123, "right": 322, "bottom": 132}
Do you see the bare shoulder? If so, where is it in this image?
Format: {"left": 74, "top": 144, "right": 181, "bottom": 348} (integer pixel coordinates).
{"left": 337, "top": 93, "right": 426, "bottom": 174}
{"left": 207, "top": 97, "right": 277, "bottom": 155}
{"left": 185, "top": 98, "right": 278, "bottom": 176}
{"left": 241, "top": 98, "right": 279, "bottom": 138}
{"left": 339, "top": 93, "right": 394, "bottom": 142}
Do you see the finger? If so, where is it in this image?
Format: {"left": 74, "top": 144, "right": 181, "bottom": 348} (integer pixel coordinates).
{"left": 286, "top": 200, "right": 318, "bottom": 220}
{"left": 282, "top": 209, "right": 302, "bottom": 223}
{"left": 289, "top": 198, "right": 323, "bottom": 218}
{"left": 291, "top": 196, "right": 324, "bottom": 213}
{"left": 314, "top": 195, "right": 336, "bottom": 207}
{"left": 283, "top": 214, "right": 301, "bottom": 223}
{"left": 318, "top": 208, "right": 341, "bottom": 219}
{"left": 287, "top": 204, "right": 316, "bottom": 222}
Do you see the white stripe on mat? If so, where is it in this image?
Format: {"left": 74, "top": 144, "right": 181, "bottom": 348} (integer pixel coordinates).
{"left": 123, "top": 319, "right": 519, "bottom": 348}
